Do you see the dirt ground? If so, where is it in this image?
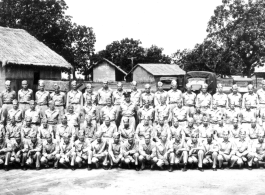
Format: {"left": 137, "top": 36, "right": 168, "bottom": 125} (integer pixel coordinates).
{"left": 1, "top": 167, "right": 265, "bottom": 195}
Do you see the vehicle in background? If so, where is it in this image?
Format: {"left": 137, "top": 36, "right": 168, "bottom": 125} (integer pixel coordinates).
{"left": 158, "top": 76, "right": 185, "bottom": 92}
{"left": 231, "top": 77, "right": 253, "bottom": 94}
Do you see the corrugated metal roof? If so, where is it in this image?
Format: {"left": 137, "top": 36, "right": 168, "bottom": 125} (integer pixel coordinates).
{"left": 136, "top": 64, "right": 185, "bottom": 76}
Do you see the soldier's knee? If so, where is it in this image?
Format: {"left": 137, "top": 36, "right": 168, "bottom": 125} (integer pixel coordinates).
{"left": 134, "top": 153, "right": 139, "bottom": 158}
{"left": 22, "top": 153, "right": 27, "bottom": 158}
{"left": 198, "top": 150, "right": 204, "bottom": 155}
{"left": 212, "top": 152, "right": 218, "bottom": 157}
{"left": 56, "top": 154, "right": 61, "bottom": 160}
{"left": 124, "top": 159, "right": 130, "bottom": 164}
{"left": 217, "top": 155, "right": 223, "bottom": 161}
{"left": 188, "top": 158, "right": 193, "bottom": 164}
{"left": 59, "top": 158, "right": 65, "bottom": 164}
{"left": 40, "top": 157, "right": 46, "bottom": 164}
{"left": 182, "top": 151, "right": 188, "bottom": 156}
{"left": 139, "top": 155, "right": 144, "bottom": 162}
{"left": 10, "top": 157, "right": 15, "bottom": 163}
{"left": 36, "top": 152, "right": 41, "bottom": 157}
{"left": 253, "top": 158, "right": 258, "bottom": 163}
{"left": 203, "top": 159, "right": 208, "bottom": 165}
{"left": 152, "top": 157, "right": 158, "bottom": 163}
{"left": 0, "top": 159, "right": 4, "bottom": 165}
{"left": 75, "top": 157, "right": 82, "bottom": 163}
{"left": 92, "top": 157, "right": 98, "bottom": 163}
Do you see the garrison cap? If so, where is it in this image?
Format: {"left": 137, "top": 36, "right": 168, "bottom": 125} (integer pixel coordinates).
{"left": 25, "top": 117, "right": 32, "bottom": 122}
{"left": 232, "top": 84, "right": 238, "bottom": 89}
{"left": 5, "top": 80, "right": 11, "bottom": 85}
{"left": 71, "top": 80, "right": 77, "bottom": 85}
{"left": 145, "top": 84, "right": 151, "bottom": 88}
{"left": 202, "top": 83, "right": 208, "bottom": 88}
{"left": 86, "top": 83, "right": 92, "bottom": 88}
{"left": 123, "top": 117, "right": 129, "bottom": 122}
{"left": 128, "top": 132, "right": 135, "bottom": 139}
{"left": 113, "top": 132, "right": 120, "bottom": 139}
{"left": 186, "top": 83, "right": 192, "bottom": 88}
{"left": 95, "top": 131, "right": 103, "bottom": 138}
{"left": 12, "top": 99, "right": 18, "bottom": 104}
{"left": 117, "top": 82, "right": 123, "bottom": 87}
{"left": 217, "top": 83, "right": 223, "bottom": 88}
{"left": 144, "top": 133, "right": 151, "bottom": 139}
{"left": 53, "top": 84, "right": 60, "bottom": 89}
{"left": 38, "top": 80, "right": 45, "bottom": 86}
{"left": 171, "top": 80, "right": 177, "bottom": 86}
{"left": 103, "top": 80, "right": 108, "bottom": 84}
{"left": 63, "top": 132, "right": 71, "bottom": 139}
{"left": 248, "top": 84, "right": 254, "bottom": 89}
{"left": 22, "top": 80, "right": 27, "bottom": 85}
{"left": 30, "top": 132, "right": 38, "bottom": 138}
{"left": 131, "top": 81, "right": 137, "bottom": 85}
{"left": 161, "top": 131, "right": 167, "bottom": 137}
{"left": 157, "top": 82, "right": 163, "bottom": 87}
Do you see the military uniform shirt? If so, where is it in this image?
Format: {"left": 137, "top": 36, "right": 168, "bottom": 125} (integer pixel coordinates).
{"left": 120, "top": 102, "right": 137, "bottom": 117}
{"left": 167, "top": 89, "right": 182, "bottom": 104}
{"left": 83, "top": 91, "right": 97, "bottom": 106}
{"left": 97, "top": 88, "right": 112, "bottom": 105}
{"left": 18, "top": 89, "right": 33, "bottom": 103}
{"left": 196, "top": 92, "right": 212, "bottom": 108}
{"left": 7, "top": 108, "right": 23, "bottom": 123}
{"left": 35, "top": 90, "right": 50, "bottom": 105}
{"left": 228, "top": 93, "right": 242, "bottom": 107}
{"left": 25, "top": 109, "right": 42, "bottom": 123}
{"left": 99, "top": 123, "right": 117, "bottom": 138}
{"left": 183, "top": 91, "right": 196, "bottom": 106}
{"left": 1, "top": 90, "right": 16, "bottom": 104}
{"left": 50, "top": 92, "right": 65, "bottom": 106}
{"left": 112, "top": 90, "right": 124, "bottom": 105}
{"left": 213, "top": 93, "right": 228, "bottom": 107}
{"left": 242, "top": 93, "right": 258, "bottom": 108}
{"left": 45, "top": 109, "right": 60, "bottom": 124}
{"left": 154, "top": 91, "right": 168, "bottom": 106}
{"left": 67, "top": 90, "right": 83, "bottom": 105}
{"left": 130, "top": 90, "right": 141, "bottom": 106}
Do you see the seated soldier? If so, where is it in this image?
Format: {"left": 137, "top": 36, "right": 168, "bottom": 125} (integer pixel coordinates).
{"left": 187, "top": 133, "right": 205, "bottom": 171}
{"left": 56, "top": 115, "right": 76, "bottom": 144}
{"left": 119, "top": 117, "right": 134, "bottom": 143}
{"left": 121, "top": 133, "right": 140, "bottom": 171}
{"left": 203, "top": 132, "right": 219, "bottom": 171}
{"left": 229, "top": 118, "right": 242, "bottom": 143}
{"left": 57, "top": 133, "right": 75, "bottom": 170}
{"left": 40, "top": 133, "right": 59, "bottom": 169}
{"left": 192, "top": 106, "right": 204, "bottom": 128}
{"left": 152, "top": 116, "right": 170, "bottom": 143}
{"left": 21, "top": 117, "right": 38, "bottom": 143}
{"left": 139, "top": 133, "right": 157, "bottom": 170}
{"left": 108, "top": 132, "right": 123, "bottom": 169}
{"left": 91, "top": 132, "right": 108, "bottom": 170}
{"left": 10, "top": 133, "right": 28, "bottom": 170}
{"left": 214, "top": 119, "right": 229, "bottom": 143}
{"left": 135, "top": 116, "right": 153, "bottom": 143}
{"left": 198, "top": 117, "right": 213, "bottom": 143}
{"left": 217, "top": 130, "right": 234, "bottom": 170}
{"left": 155, "top": 131, "right": 173, "bottom": 171}
{"left": 25, "top": 132, "right": 42, "bottom": 170}
{"left": 250, "top": 131, "right": 265, "bottom": 168}
{"left": 99, "top": 116, "right": 117, "bottom": 144}
{"left": 80, "top": 116, "right": 97, "bottom": 144}
{"left": 230, "top": 130, "right": 252, "bottom": 170}
{"left": 0, "top": 131, "right": 12, "bottom": 171}
{"left": 168, "top": 118, "right": 185, "bottom": 142}
{"left": 248, "top": 119, "right": 263, "bottom": 144}
{"left": 74, "top": 131, "right": 92, "bottom": 170}
{"left": 39, "top": 118, "right": 54, "bottom": 144}
{"left": 169, "top": 133, "right": 189, "bottom": 172}
{"left": 6, "top": 116, "right": 21, "bottom": 142}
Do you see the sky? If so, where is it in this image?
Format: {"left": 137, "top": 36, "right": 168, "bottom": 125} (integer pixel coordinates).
{"left": 65, "top": 0, "right": 222, "bottom": 56}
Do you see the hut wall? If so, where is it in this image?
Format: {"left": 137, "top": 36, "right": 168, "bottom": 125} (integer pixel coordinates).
{"left": 133, "top": 66, "right": 155, "bottom": 82}
{"left": 93, "top": 62, "right": 115, "bottom": 82}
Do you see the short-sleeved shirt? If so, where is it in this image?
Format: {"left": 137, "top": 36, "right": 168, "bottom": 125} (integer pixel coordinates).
{"left": 80, "top": 123, "right": 96, "bottom": 139}
{"left": 56, "top": 124, "right": 75, "bottom": 140}
{"left": 112, "top": 90, "right": 124, "bottom": 105}
{"left": 155, "top": 104, "right": 170, "bottom": 121}
{"left": 225, "top": 109, "right": 240, "bottom": 124}
{"left": 65, "top": 112, "right": 80, "bottom": 127}
{"left": 169, "top": 126, "right": 184, "bottom": 139}
{"left": 171, "top": 106, "right": 188, "bottom": 121}
{"left": 242, "top": 93, "right": 258, "bottom": 108}
{"left": 229, "top": 126, "right": 242, "bottom": 138}
{"left": 18, "top": 89, "right": 33, "bottom": 103}
{"left": 50, "top": 92, "right": 65, "bottom": 106}
{"left": 83, "top": 91, "right": 97, "bottom": 106}
{"left": 7, "top": 108, "right": 23, "bottom": 123}
{"left": 99, "top": 123, "right": 117, "bottom": 138}
{"left": 67, "top": 90, "right": 83, "bottom": 105}
{"left": 39, "top": 126, "right": 53, "bottom": 140}
{"left": 97, "top": 88, "right": 112, "bottom": 105}
{"left": 213, "top": 93, "right": 228, "bottom": 107}
{"left": 45, "top": 109, "right": 60, "bottom": 124}
{"left": 252, "top": 141, "right": 265, "bottom": 155}
{"left": 198, "top": 125, "right": 213, "bottom": 138}
{"left": 240, "top": 109, "right": 256, "bottom": 123}
{"left": 21, "top": 126, "right": 38, "bottom": 139}
{"left": 228, "top": 93, "right": 242, "bottom": 107}
{"left": 183, "top": 92, "right": 196, "bottom": 106}
{"left": 25, "top": 109, "right": 42, "bottom": 123}
{"left": 35, "top": 90, "right": 50, "bottom": 105}
{"left": 83, "top": 105, "right": 97, "bottom": 120}
{"left": 120, "top": 101, "right": 136, "bottom": 117}
{"left": 28, "top": 139, "right": 42, "bottom": 151}
{"left": 187, "top": 140, "right": 204, "bottom": 154}
{"left": 196, "top": 92, "right": 212, "bottom": 108}
{"left": 43, "top": 141, "right": 57, "bottom": 155}
{"left": 74, "top": 139, "right": 91, "bottom": 156}
{"left": 204, "top": 140, "right": 219, "bottom": 153}
{"left": 100, "top": 106, "right": 117, "bottom": 121}
{"left": 139, "top": 107, "right": 155, "bottom": 121}
{"left": 183, "top": 126, "right": 198, "bottom": 138}
{"left": 156, "top": 141, "right": 171, "bottom": 159}
{"left": 91, "top": 140, "right": 107, "bottom": 154}
{"left": 136, "top": 124, "right": 152, "bottom": 139}
{"left": 139, "top": 141, "right": 156, "bottom": 156}
{"left": 109, "top": 141, "right": 122, "bottom": 155}
{"left": 167, "top": 89, "right": 182, "bottom": 104}
{"left": 59, "top": 142, "right": 74, "bottom": 155}
{"left": 208, "top": 109, "right": 224, "bottom": 123}
{"left": 141, "top": 93, "right": 154, "bottom": 106}
{"left": 119, "top": 125, "right": 134, "bottom": 140}
{"left": 152, "top": 124, "right": 170, "bottom": 141}
{"left": 130, "top": 90, "right": 141, "bottom": 106}
{"left": 154, "top": 90, "right": 168, "bottom": 106}
{"left": 1, "top": 90, "right": 16, "bottom": 104}
{"left": 234, "top": 139, "right": 250, "bottom": 153}
{"left": 257, "top": 89, "right": 265, "bottom": 104}
{"left": 218, "top": 141, "right": 233, "bottom": 154}
{"left": 6, "top": 124, "right": 21, "bottom": 140}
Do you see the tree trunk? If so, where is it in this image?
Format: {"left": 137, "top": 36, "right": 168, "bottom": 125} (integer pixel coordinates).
{"left": 72, "top": 67, "right": 76, "bottom": 80}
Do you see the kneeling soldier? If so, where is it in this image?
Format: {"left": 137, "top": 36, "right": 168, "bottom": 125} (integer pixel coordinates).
{"left": 25, "top": 132, "right": 42, "bottom": 170}
{"left": 0, "top": 132, "right": 12, "bottom": 171}
{"left": 203, "top": 132, "right": 219, "bottom": 171}
{"left": 57, "top": 133, "right": 75, "bottom": 170}
{"left": 91, "top": 132, "right": 108, "bottom": 169}
{"left": 251, "top": 131, "right": 265, "bottom": 168}
{"left": 139, "top": 133, "right": 157, "bottom": 170}
{"left": 40, "top": 133, "right": 59, "bottom": 169}
{"left": 108, "top": 132, "right": 123, "bottom": 169}
{"left": 122, "top": 133, "right": 140, "bottom": 171}
{"left": 187, "top": 133, "right": 205, "bottom": 171}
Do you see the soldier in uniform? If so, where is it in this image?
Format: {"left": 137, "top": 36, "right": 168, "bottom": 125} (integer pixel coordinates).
{"left": 0, "top": 106, "right": 4, "bottom": 124}
{"left": 7, "top": 99, "right": 23, "bottom": 128}
{"left": 248, "top": 119, "right": 263, "bottom": 144}
{"left": 155, "top": 96, "right": 170, "bottom": 125}
{"left": 65, "top": 104, "right": 81, "bottom": 133}
{"left": 40, "top": 133, "right": 59, "bottom": 169}
{"left": 198, "top": 117, "right": 213, "bottom": 143}
{"left": 169, "top": 133, "right": 189, "bottom": 172}
{"left": 83, "top": 83, "right": 97, "bottom": 106}
{"left": 167, "top": 80, "right": 183, "bottom": 111}
{"left": 25, "top": 132, "right": 42, "bottom": 170}
{"left": 56, "top": 115, "right": 76, "bottom": 144}
{"left": 18, "top": 80, "right": 33, "bottom": 113}
{"left": 112, "top": 82, "right": 124, "bottom": 127}
{"left": 154, "top": 82, "right": 168, "bottom": 107}
{"left": 187, "top": 133, "right": 205, "bottom": 171}
{"left": 152, "top": 116, "right": 170, "bottom": 143}
{"left": 66, "top": 80, "right": 83, "bottom": 114}
{"left": 0, "top": 131, "right": 12, "bottom": 171}
{"left": 224, "top": 102, "right": 240, "bottom": 130}
{"left": 80, "top": 116, "right": 97, "bottom": 144}
{"left": 108, "top": 132, "right": 123, "bottom": 169}
{"left": 25, "top": 100, "right": 42, "bottom": 128}
{"left": 183, "top": 83, "right": 196, "bottom": 117}
{"left": 257, "top": 80, "right": 265, "bottom": 118}
{"left": 208, "top": 102, "right": 224, "bottom": 130}
{"left": 21, "top": 117, "right": 38, "bottom": 143}
{"left": 213, "top": 84, "right": 228, "bottom": 113}
{"left": 217, "top": 130, "right": 234, "bottom": 169}
{"left": 120, "top": 91, "right": 137, "bottom": 130}
{"left": 203, "top": 132, "right": 219, "bottom": 171}
{"left": 130, "top": 81, "right": 141, "bottom": 125}
{"left": 138, "top": 100, "right": 155, "bottom": 125}
{"left": 83, "top": 96, "right": 98, "bottom": 127}
{"left": 138, "top": 133, "right": 157, "bottom": 170}
{"left": 35, "top": 80, "right": 50, "bottom": 115}
{"left": 168, "top": 119, "right": 185, "bottom": 142}
{"left": 74, "top": 131, "right": 92, "bottom": 170}
{"left": 140, "top": 84, "right": 154, "bottom": 108}
{"left": 1, "top": 80, "right": 16, "bottom": 120}
{"left": 195, "top": 83, "right": 212, "bottom": 115}
{"left": 170, "top": 100, "right": 188, "bottom": 128}
{"left": 50, "top": 84, "right": 66, "bottom": 122}
{"left": 242, "top": 84, "right": 258, "bottom": 113}
{"left": 192, "top": 106, "right": 204, "bottom": 128}
{"left": 91, "top": 131, "right": 108, "bottom": 170}
{"left": 183, "top": 118, "right": 198, "bottom": 141}
{"left": 100, "top": 98, "right": 117, "bottom": 125}
{"left": 250, "top": 131, "right": 265, "bottom": 168}
{"left": 229, "top": 118, "right": 242, "bottom": 143}
{"left": 57, "top": 133, "right": 75, "bottom": 170}
{"left": 99, "top": 116, "right": 117, "bottom": 144}
{"left": 135, "top": 116, "right": 153, "bottom": 143}
{"left": 97, "top": 81, "right": 113, "bottom": 121}
{"left": 240, "top": 102, "right": 256, "bottom": 130}
{"left": 39, "top": 118, "right": 55, "bottom": 143}
{"left": 119, "top": 117, "right": 134, "bottom": 143}
{"left": 6, "top": 117, "right": 21, "bottom": 142}
{"left": 228, "top": 84, "right": 242, "bottom": 112}
{"left": 121, "top": 133, "right": 140, "bottom": 171}
{"left": 214, "top": 119, "right": 229, "bottom": 143}
{"left": 44, "top": 101, "right": 59, "bottom": 136}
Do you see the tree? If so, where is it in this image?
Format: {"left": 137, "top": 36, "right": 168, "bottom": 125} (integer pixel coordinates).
{"left": 0, "top": 0, "right": 96, "bottom": 79}
{"left": 143, "top": 45, "right": 171, "bottom": 64}
{"left": 207, "top": 0, "right": 265, "bottom": 77}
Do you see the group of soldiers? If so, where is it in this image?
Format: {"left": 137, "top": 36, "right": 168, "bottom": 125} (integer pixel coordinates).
{"left": 0, "top": 78, "right": 265, "bottom": 172}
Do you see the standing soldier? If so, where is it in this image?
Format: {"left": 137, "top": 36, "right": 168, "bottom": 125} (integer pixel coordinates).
{"left": 100, "top": 98, "right": 117, "bottom": 125}
{"left": 203, "top": 133, "right": 219, "bottom": 171}
{"left": 170, "top": 100, "right": 188, "bottom": 128}
{"left": 7, "top": 100, "right": 23, "bottom": 128}
{"left": 121, "top": 133, "right": 140, "bottom": 171}
{"left": 18, "top": 80, "right": 33, "bottom": 114}
{"left": 183, "top": 83, "right": 196, "bottom": 117}
{"left": 119, "top": 117, "right": 134, "bottom": 143}
{"left": 154, "top": 82, "right": 168, "bottom": 107}
{"left": 25, "top": 132, "right": 42, "bottom": 170}
{"left": 0, "top": 106, "right": 4, "bottom": 124}
{"left": 155, "top": 96, "right": 170, "bottom": 125}
{"left": 91, "top": 131, "right": 108, "bottom": 170}
{"left": 108, "top": 132, "right": 123, "bottom": 169}
{"left": 40, "top": 133, "right": 59, "bottom": 169}
{"left": 130, "top": 81, "right": 141, "bottom": 125}
{"left": 213, "top": 84, "right": 228, "bottom": 113}
{"left": 140, "top": 84, "right": 154, "bottom": 108}
{"left": 224, "top": 102, "right": 240, "bottom": 130}
{"left": 0, "top": 131, "right": 12, "bottom": 171}
{"left": 138, "top": 100, "right": 155, "bottom": 126}
{"left": 138, "top": 133, "right": 157, "bottom": 170}
{"left": 112, "top": 82, "right": 124, "bottom": 127}
{"left": 135, "top": 116, "right": 153, "bottom": 143}
{"left": 240, "top": 102, "right": 256, "bottom": 130}
{"left": 228, "top": 84, "right": 242, "bottom": 112}
{"left": 250, "top": 131, "right": 265, "bottom": 168}
{"left": 25, "top": 100, "right": 42, "bottom": 128}
{"left": 208, "top": 102, "right": 224, "bottom": 130}
{"left": 83, "top": 83, "right": 97, "bottom": 106}
{"left": 50, "top": 84, "right": 66, "bottom": 122}
{"left": 97, "top": 81, "right": 113, "bottom": 121}
{"left": 67, "top": 80, "right": 83, "bottom": 114}
{"left": 167, "top": 80, "right": 182, "bottom": 111}
{"left": 65, "top": 105, "right": 81, "bottom": 134}
{"left": 187, "top": 133, "right": 205, "bottom": 171}
{"left": 35, "top": 80, "right": 50, "bottom": 115}
{"left": 198, "top": 117, "right": 213, "bottom": 143}
{"left": 257, "top": 80, "right": 265, "bottom": 118}
{"left": 0, "top": 80, "right": 16, "bottom": 120}
{"left": 196, "top": 83, "right": 212, "bottom": 115}
{"left": 83, "top": 96, "right": 98, "bottom": 126}
{"left": 242, "top": 84, "right": 258, "bottom": 113}
{"left": 44, "top": 101, "right": 59, "bottom": 137}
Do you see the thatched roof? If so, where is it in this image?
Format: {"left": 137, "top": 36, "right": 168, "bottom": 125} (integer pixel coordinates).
{"left": 0, "top": 27, "right": 72, "bottom": 69}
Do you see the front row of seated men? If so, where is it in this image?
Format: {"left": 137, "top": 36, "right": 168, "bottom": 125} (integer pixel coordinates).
{"left": 0, "top": 122, "right": 264, "bottom": 172}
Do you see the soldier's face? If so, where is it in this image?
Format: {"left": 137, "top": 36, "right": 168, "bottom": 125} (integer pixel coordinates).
{"left": 68, "top": 106, "right": 73, "bottom": 113}
{"left": 248, "top": 88, "right": 253, "bottom": 94}
{"left": 187, "top": 87, "right": 192, "bottom": 92}
{"left": 62, "top": 118, "right": 67, "bottom": 125}
{"left": 64, "top": 137, "right": 70, "bottom": 144}
{"left": 161, "top": 135, "right": 167, "bottom": 142}
{"left": 97, "top": 137, "right": 102, "bottom": 143}
{"left": 13, "top": 103, "right": 18, "bottom": 109}
{"left": 86, "top": 98, "right": 92, "bottom": 104}
{"left": 173, "top": 121, "right": 179, "bottom": 127}
{"left": 5, "top": 84, "right": 10, "bottom": 90}
{"left": 223, "top": 133, "right": 229, "bottom": 141}
{"left": 258, "top": 136, "right": 264, "bottom": 143}
{"left": 15, "top": 138, "right": 21, "bottom": 144}
{"left": 175, "top": 135, "right": 181, "bottom": 142}
{"left": 117, "top": 85, "right": 123, "bottom": 91}
{"left": 161, "top": 99, "right": 166, "bottom": 105}
{"left": 131, "top": 84, "right": 137, "bottom": 90}
{"left": 159, "top": 119, "right": 164, "bottom": 126}
{"left": 202, "top": 87, "right": 207, "bottom": 93}
{"left": 262, "top": 84, "right": 265, "bottom": 90}
{"left": 213, "top": 104, "right": 217, "bottom": 109}
{"left": 195, "top": 107, "right": 200, "bottom": 112}
{"left": 31, "top": 137, "right": 37, "bottom": 143}
{"left": 230, "top": 104, "right": 235, "bottom": 109}
{"left": 218, "top": 120, "right": 223, "bottom": 126}
{"left": 145, "top": 87, "right": 150, "bottom": 93}
{"left": 47, "top": 137, "right": 52, "bottom": 143}
{"left": 55, "top": 88, "right": 60, "bottom": 93}
{"left": 124, "top": 121, "right": 129, "bottom": 128}
{"left": 114, "top": 137, "right": 119, "bottom": 143}
{"left": 144, "top": 119, "right": 149, "bottom": 126}
{"left": 43, "top": 122, "right": 48, "bottom": 128}
{"left": 39, "top": 85, "right": 44, "bottom": 91}
{"left": 188, "top": 121, "right": 193, "bottom": 127}
{"left": 128, "top": 137, "right": 134, "bottom": 144}
{"left": 192, "top": 136, "right": 197, "bottom": 143}
{"left": 103, "top": 83, "right": 108, "bottom": 89}
{"left": 158, "top": 86, "right": 163, "bottom": 91}
{"left": 171, "top": 85, "right": 177, "bottom": 90}
{"left": 246, "top": 104, "right": 251, "bottom": 109}
{"left": 105, "top": 119, "right": 110, "bottom": 126}
{"left": 203, "top": 121, "right": 208, "bottom": 126}
{"left": 239, "top": 133, "right": 246, "bottom": 140}
{"left": 49, "top": 104, "right": 55, "bottom": 110}
{"left": 26, "top": 121, "right": 31, "bottom": 126}
{"left": 207, "top": 136, "right": 212, "bottom": 143}
{"left": 22, "top": 83, "right": 27, "bottom": 89}
{"left": 30, "top": 103, "right": 35, "bottom": 110}
{"left": 107, "top": 100, "right": 111, "bottom": 106}
{"left": 177, "top": 102, "right": 182, "bottom": 108}
{"left": 218, "top": 87, "right": 223, "bottom": 93}
{"left": 232, "top": 88, "right": 237, "bottom": 93}
{"left": 79, "top": 136, "right": 84, "bottom": 142}
{"left": 251, "top": 122, "right": 256, "bottom": 128}
{"left": 125, "top": 96, "right": 130, "bottom": 102}
{"left": 86, "top": 119, "right": 92, "bottom": 125}
{"left": 72, "top": 84, "right": 77, "bottom": 90}
{"left": 145, "top": 137, "right": 150, "bottom": 144}
{"left": 233, "top": 122, "right": 238, "bottom": 128}
{"left": 87, "top": 86, "right": 92, "bottom": 93}
{"left": 11, "top": 119, "right": 16, "bottom": 125}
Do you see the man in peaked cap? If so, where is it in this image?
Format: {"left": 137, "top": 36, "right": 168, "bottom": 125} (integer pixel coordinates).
{"left": 195, "top": 83, "right": 212, "bottom": 115}
{"left": 1, "top": 80, "right": 16, "bottom": 122}
{"left": 18, "top": 80, "right": 33, "bottom": 113}
{"left": 154, "top": 81, "right": 168, "bottom": 107}
{"left": 108, "top": 132, "right": 123, "bottom": 169}
{"left": 25, "top": 132, "right": 42, "bottom": 170}
{"left": 50, "top": 84, "right": 66, "bottom": 122}
{"left": 67, "top": 80, "right": 83, "bottom": 115}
